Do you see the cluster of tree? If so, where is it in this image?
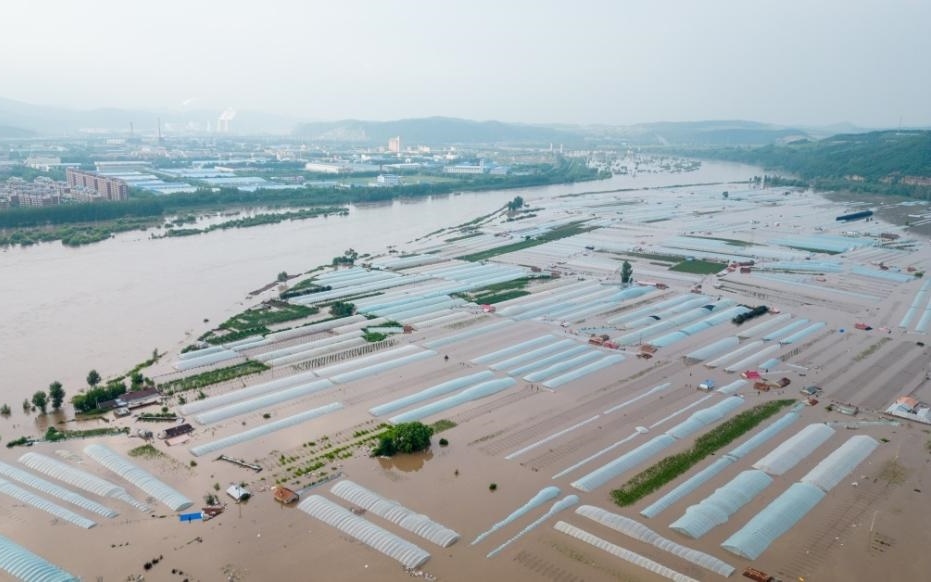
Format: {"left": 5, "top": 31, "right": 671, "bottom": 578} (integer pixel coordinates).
{"left": 0, "top": 199, "right": 163, "bottom": 229}
{"left": 329, "top": 301, "right": 356, "bottom": 318}
{"left": 372, "top": 422, "right": 434, "bottom": 456}
{"left": 71, "top": 369, "right": 128, "bottom": 413}
{"left": 506, "top": 196, "right": 525, "bottom": 212}
{"left": 621, "top": 260, "right": 634, "bottom": 285}
{"left": 732, "top": 305, "right": 770, "bottom": 325}
{"left": 331, "top": 248, "right": 358, "bottom": 267}
{"left": 687, "top": 130, "right": 931, "bottom": 198}
{"left": 29, "top": 381, "right": 66, "bottom": 414}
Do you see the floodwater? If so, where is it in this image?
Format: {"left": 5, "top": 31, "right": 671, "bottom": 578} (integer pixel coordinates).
{"left": 0, "top": 162, "right": 757, "bottom": 414}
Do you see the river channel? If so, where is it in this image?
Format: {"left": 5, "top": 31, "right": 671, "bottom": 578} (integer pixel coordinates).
{"left": 0, "top": 161, "right": 758, "bottom": 410}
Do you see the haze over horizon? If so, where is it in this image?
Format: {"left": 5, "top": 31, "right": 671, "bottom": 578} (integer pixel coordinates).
{"left": 3, "top": 0, "right": 930, "bottom": 128}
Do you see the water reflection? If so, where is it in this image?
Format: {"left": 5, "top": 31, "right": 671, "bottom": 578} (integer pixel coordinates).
{"left": 378, "top": 449, "right": 434, "bottom": 472}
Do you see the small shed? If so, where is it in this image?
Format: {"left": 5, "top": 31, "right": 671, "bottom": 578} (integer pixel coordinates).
{"left": 272, "top": 486, "right": 299, "bottom": 505}
{"left": 741, "top": 370, "right": 762, "bottom": 380}
{"left": 227, "top": 484, "right": 251, "bottom": 502}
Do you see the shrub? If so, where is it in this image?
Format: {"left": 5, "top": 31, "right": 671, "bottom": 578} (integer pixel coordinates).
{"left": 439, "top": 438, "right": 449, "bottom": 447}
{"left": 489, "top": 483, "right": 498, "bottom": 491}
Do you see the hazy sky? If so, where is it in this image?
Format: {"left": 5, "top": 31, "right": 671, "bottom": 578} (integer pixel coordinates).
{"left": 3, "top": 0, "right": 929, "bottom": 126}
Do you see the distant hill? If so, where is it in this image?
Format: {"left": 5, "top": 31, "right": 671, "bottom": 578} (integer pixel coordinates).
{"left": 0, "top": 124, "right": 34, "bottom": 138}
{"left": 0, "top": 97, "right": 299, "bottom": 136}
{"left": 607, "top": 120, "right": 810, "bottom": 146}
{"left": 692, "top": 130, "right": 931, "bottom": 197}
{"left": 292, "top": 116, "right": 579, "bottom": 145}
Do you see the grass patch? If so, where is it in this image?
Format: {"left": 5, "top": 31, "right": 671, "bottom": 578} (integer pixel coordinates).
{"left": 129, "top": 444, "right": 165, "bottom": 459}
{"left": 203, "top": 326, "right": 270, "bottom": 345}
{"left": 159, "top": 360, "right": 269, "bottom": 394}
{"left": 692, "top": 236, "right": 754, "bottom": 247}
{"left": 473, "top": 289, "right": 531, "bottom": 304}
{"left": 854, "top": 337, "right": 892, "bottom": 362}
{"left": 669, "top": 259, "right": 725, "bottom": 274}
{"left": 622, "top": 251, "right": 685, "bottom": 263}
{"left": 456, "top": 277, "right": 537, "bottom": 304}
{"left": 782, "top": 245, "right": 842, "bottom": 255}
{"left": 444, "top": 231, "right": 483, "bottom": 243}
{"left": 45, "top": 426, "right": 129, "bottom": 442}
{"left": 219, "top": 302, "right": 319, "bottom": 330}
{"left": 362, "top": 331, "right": 388, "bottom": 342}
{"left": 610, "top": 399, "right": 795, "bottom": 507}
{"left": 457, "top": 222, "right": 594, "bottom": 262}
{"left": 431, "top": 419, "right": 458, "bottom": 433}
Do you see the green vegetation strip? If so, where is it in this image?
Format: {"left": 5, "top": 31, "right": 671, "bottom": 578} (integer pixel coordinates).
{"left": 457, "top": 222, "right": 595, "bottom": 262}
{"left": 669, "top": 259, "right": 725, "bottom": 274}
{"left": 431, "top": 419, "right": 458, "bottom": 433}
{"left": 128, "top": 444, "right": 165, "bottom": 459}
{"left": 44, "top": 426, "right": 129, "bottom": 442}
{"left": 610, "top": 399, "right": 795, "bottom": 507}
{"left": 160, "top": 361, "right": 269, "bottom": 395}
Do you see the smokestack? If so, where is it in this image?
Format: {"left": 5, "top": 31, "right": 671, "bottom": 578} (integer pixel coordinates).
{"left": 157, "top": 117, "right": 162, "bottom": 143}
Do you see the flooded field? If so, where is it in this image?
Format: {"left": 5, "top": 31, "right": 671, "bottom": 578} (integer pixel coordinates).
{"left": 1, "top": 176, "right": 930, "bottom": 581}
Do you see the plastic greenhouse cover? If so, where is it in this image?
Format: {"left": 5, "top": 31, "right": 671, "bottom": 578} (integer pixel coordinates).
{"left": 0, "top": 461, "right": 118, "bottom": 518}
{"left": 640, "top": 457, "right": 735, "bottom": 519}
{"left": 736, "top": 313, "right": 793, "bottom": 339}
{"left": 779, "top": 322, "right": 826, "bottom": 345}
{"left": 472, "top": 335, "right": 556, "bottom": 364}
{"left": 575, "top": 505, "right": 735, "bottom": 577}
{"left": 761, "top": 319, "right": 810, "bottom": 342}
{"left": 554, "top": 521, "right": 698, "bottom": 582}
{"left": 189, "top": 402, "right": 344, "bottom": 457}
{"left": 606, "top": 295, "right": 697, "bottom": 326}
{"left": 423, "top": 320, "right": 512, "bottom": 349}
{"left": 472, "top": 486, "right": 560, "bottom": 545}
{"left": 265, "top": 337, "right": 369, "bottom": 368}
{"left": 369, "top": 371, "right": 494, "bottom": 417}
{"left": 723, "top": 345, "right": 780, "bottom": 373}
{"left": 487, "top": 495, "right": 579, "bottom": 558}
{"left": 489, "top": 339, "right": 578, "bottom": 371}
{"left": 669, "top": 470, "right": 772, "bottom": 538}
{"left": 686, "top": 336, "right": 739, "bottom": 361}
{"left": 388, "top": 378, "right": 516, "bottom": 424}
{"left": 180, "top": 370, "right": 323, "bottom": 415}
{"left": 727, "top": 412, "right": 800, "bottom": 459}
{"left": 255, "top": 331, "right": 363, "bottom": 362}
{"left": 507, "top": 345, "right": 591, "bottom": 377}
{"left": 571, "top": 435, "right": 677, "bottom": 492}
{"left": 18, "top": 452, "right": 149, "bottom": 511}
{"left": 543, "top": 355, "right": 625, "bottom": 389}
{"left": 193, "top": 378, "right": 335, "bottom": 425}
{"left": 523, "top": 351, "right": 604, "bottom": 383}
{"left": 800, "top": 435, "right": 878, "bottom": 492}
{"left": 263, "top": 315, "right": 368, "bottom": 342}
{"left": 84, "top": 445, "right": 192, "bottom": 512}
{"left": 715, "top": 379, "right": 748, "bottom": 395}
{"left": 315, "top": 344, "right": 420, "bottom": 377}
{"left": 0, "top": 479, "right": 96, "bottom": 529}
{"left": 704, "top": 340, "right": 763, "bottom": 368}
{"left": 665, "top": 397, "right": 744, "bottom": 440}
{"left": 330, "top": 480, "right": 460, "bottom": 547}
{"left": 173, "top": 349, "right": 240, "bottom": 371}
{"left": 330, "top": 350, "right": 436, "bottom": 384}
{"left": 0, "top": 534, "right": 78, "bottom": 582}
{"left": 299, "top": 494, "right": 431, "bottom": 569}
{"left": 721, "top": 482, "right": 825, "bottom": 560}
{"left": 752, "top": 423, "right": 835, "bottom": 475}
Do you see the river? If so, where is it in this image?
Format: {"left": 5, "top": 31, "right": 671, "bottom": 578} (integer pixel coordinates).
{"left": 0, "top": 161, "right": 758, "bottom": 412}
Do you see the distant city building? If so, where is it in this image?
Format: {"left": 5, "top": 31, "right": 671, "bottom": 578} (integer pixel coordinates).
{"left": 375, "top": 174, "right": 402, "bottom": 187}
{"left": 444, "top": 160, "right": 486, "bottom": 175}
{"left": 0, "top": 176, "right": 100, "bottom": 207}
{"left": 24, "top": 157, "right": 62, "bottom": 171}
{"left": 95, "top": 161, "right": 153, "bottom": 173}
{"left": 305, "top": 162, "right": 350, "bottom": 174}
{"left": 66, "top": 168, "right": 128, "bottom": 201}
{"left": 388, "top": 136, "right": 401, "bottom": 154}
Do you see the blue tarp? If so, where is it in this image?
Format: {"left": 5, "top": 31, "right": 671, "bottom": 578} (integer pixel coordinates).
{"left": 179, "top": 512, "right": 202, "bottom": 522}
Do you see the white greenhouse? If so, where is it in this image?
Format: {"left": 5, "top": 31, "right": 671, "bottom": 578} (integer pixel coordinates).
{"left": 190, "top": 402, "right": 343, "bottom": 457}
{"left": 721, "top": 482, "right": 826, "bottom": 560}
{"left": 193, "top": 378, "right": 335, "bottom": 425}
{"left": 471, "top": 486, "right": 561, "bottom": 545}
{"left": 752, "top": 423, "right": 835, "bottom": 475}
{"left": 330, "top": 480, "right": 460, "bottom": 547}
{"left": 18, "top": 452, "right": 148, "bottom": 511}
{"left": 571, "top": 434, "right": 677, "bottom": 492}
{"left": 0, "top": 534, "right": 78, "bottom": 582}
{"left": 0, "top": 461, "right": 118, "bottom": 518}
{"left": 388, "top": 378, "right": 515, "bottom": 424}
{"left": 575, "top": 505, "right": 735, "bottom": 577}
{"left": 640, "top": 457, "right": 735, "bottom": 519}
{"left": 554, "top": 521, "right": 698, "bottom": 582}
{"left": 84, "top": 444, "right": 193, "bottom": 511}
{"left": 368, "top": 371, "right": 494, "bottom": 417}
{"left": 0, "top": 479, "right": 96, "bottom": 529}
{"left": 298, "top": 495, "right": 430, "bottom": 569}
{"left": 800, "top": 435, "right": 878, "bottom": 492}
{"left": 669, "top": 470, "right": 773, "bottom": 539}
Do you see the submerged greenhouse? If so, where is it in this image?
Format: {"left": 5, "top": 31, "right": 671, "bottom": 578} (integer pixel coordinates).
{"left": 0, "top": 534, "right": 78, "bottom": 582}
{"left": 84, "top": 445, "right": 193, "bottom": 512}
{"left": 298, "top": 495, "right": 431, "bottom": 569}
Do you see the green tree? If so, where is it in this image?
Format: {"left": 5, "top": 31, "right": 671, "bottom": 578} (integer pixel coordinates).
{"left": 372, "top": 422, "right": 434, "bottom": 456}
{"left": 277, "top": 271, "right": 289, "bottom": 282}
{"left": 506, "top": 196, "right": 525, "bottom": 212}
{"left": 0, "top": 404, "right": 10, "bottom": 416}
{"left": 329, "top": 301, "right": 356, "bottom": 318}
{"left": 130, "top": 372, "right": 144, "bottom": 390}
{"left": 32, "top": 391, "right": 48, "bottom": 414}
{"left": 48, "top": 381, "right": 65, "bottom": 410}
{"left": 86, "top": 369, "right": 101, "bottom": 387}
{"left": 621, "top": 260, "right": 634, "bottom": 286}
